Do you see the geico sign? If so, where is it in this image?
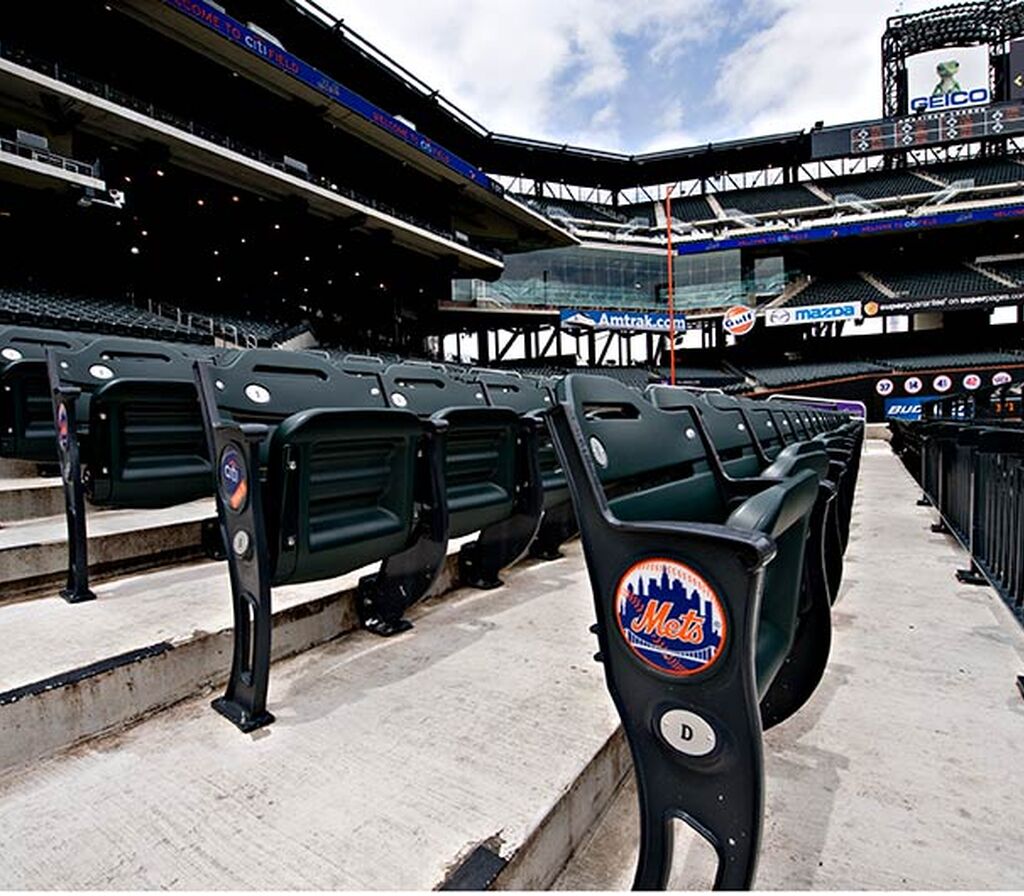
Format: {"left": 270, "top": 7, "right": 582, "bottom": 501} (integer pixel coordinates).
{"left": 910, "top": 88, "right": 990, "bottom": 113}
{"left": 765, "top": 302, "right": 862, "bottom": 328}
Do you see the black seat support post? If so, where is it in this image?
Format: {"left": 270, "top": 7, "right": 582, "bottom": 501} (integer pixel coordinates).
{"left": 195, "top": 361, "right": 275, "bottom": 732}
{"left": 46, "top": 353, "right": 95, "bottom": 603}
{"left": 546, "top": 404, "right": 776, "bottom": 890}
{"left": 459, "top": 416, "right": 544, "bottom": 588}
{"left": 358, "top": 422, "right": 450, "bottom": 636}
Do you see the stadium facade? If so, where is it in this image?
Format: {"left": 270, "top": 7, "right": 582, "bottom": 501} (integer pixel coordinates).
{"left": 1, "top": 0, "right": 1024, "bottom": 413}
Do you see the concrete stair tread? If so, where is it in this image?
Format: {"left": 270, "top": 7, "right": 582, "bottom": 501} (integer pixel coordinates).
{"left": 0, "top": 499, "right": 214, "bottom": 550}
{"left": 0, "top": 476, "right": 61, "bottom": 493}
{"left": 0, "top": 557, "right": 366, "bottom": 694}
{"left": 0, "top": 543, "right": 623, "bottom": 890}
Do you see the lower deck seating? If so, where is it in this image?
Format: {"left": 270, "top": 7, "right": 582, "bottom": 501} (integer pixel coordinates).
{"left": 547, "top": 374, "right": 861, "bottom": 887}
{"left": 743, "top": 360, "right": 888, "bottom": 388}
{"left": 0, "top": 320, "right": 869, "bottom": 889}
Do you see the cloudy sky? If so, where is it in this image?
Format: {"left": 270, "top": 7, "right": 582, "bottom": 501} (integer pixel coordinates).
{"left": 317, "top": 0, "right": 938, "bottom": 153}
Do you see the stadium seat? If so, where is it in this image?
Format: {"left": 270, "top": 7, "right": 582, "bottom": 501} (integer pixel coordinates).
{"left": 377, "top": 362, "right": 545, "bottom": 589}
{"left": 0, "top": 326, "right": 91, "bottom": 462}
{"left": 546, "top": 374, "right": 825, "bottom": 889}
{"left": 468, "top": 368, "right": 576, "bottom": 560}
{"left": 46, "top": 337, "right": 220, "bottom": 602}
{"left": 194, "top": 349, "right": 449, "bottom": 731}
{"left": 646, "top": 386, "right": 845, "bottom": 726}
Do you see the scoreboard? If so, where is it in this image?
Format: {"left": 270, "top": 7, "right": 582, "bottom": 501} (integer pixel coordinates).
{"left": 811, "top": 101, "right": 1024, "bottom": 159}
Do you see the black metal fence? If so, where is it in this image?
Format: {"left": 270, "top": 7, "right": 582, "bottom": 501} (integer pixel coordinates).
{"left": 893, "top": 381, "right": 1024, "bottom": 623}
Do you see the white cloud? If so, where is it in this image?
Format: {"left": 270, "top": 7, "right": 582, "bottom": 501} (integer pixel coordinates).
{"left": 708, "top": 0, "right": 938, "bottom": 140}
{"left": 315, "top": 0, "right": 948, "bottom": 153}
{"left": 317, "top": 0, "right": 717, "bottom": 145}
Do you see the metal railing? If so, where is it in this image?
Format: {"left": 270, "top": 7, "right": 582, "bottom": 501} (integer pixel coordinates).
{"left": 909, "top": 382, "right": 1024, "bottom": 623}
{"left": 0, "top": 135, "right": 98, "bottom": 179}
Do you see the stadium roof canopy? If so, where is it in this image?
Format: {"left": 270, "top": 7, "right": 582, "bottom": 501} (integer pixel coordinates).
{"left": 185, "top": 0, "right": 812, "bottom": 190}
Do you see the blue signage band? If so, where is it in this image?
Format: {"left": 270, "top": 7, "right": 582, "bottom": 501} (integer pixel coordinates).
{"left": 163, "top": 0, "right": 500, "bottom": 195}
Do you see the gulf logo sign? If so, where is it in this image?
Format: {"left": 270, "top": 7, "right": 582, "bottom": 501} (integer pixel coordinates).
{"left": 616, "top": 558, "right": 727, "bottom": 677}
{"left": 723, "top": 305, "right": 756, "bottom": 337}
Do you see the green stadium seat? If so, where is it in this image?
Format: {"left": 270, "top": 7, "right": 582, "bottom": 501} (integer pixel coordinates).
{"left": 546, "top": 374, "right": 832, "bottom": 889}
{"left": 194, "top": 349, "right": 449, "bottom": 731}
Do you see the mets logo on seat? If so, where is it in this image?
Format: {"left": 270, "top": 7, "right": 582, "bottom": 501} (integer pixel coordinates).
{"left": 723, "top": 305, "right": 756, "bottom": 337}
{"left": 219, "top": 445, "right": 249, "bottom": 513}
{"left": 57, "top": 403, "right": 69, "bottom": 452}
{"left": 615, "top": 558, "right": 727, "bottom": 677}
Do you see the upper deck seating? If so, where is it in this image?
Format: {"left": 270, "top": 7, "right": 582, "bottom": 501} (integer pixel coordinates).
{"left": 818, "top": 169, "right": 937, "bottom": 202}
{"left": 925, "top": 158, "right": 1024, "bottom": 189}
{"left": 669, "top": 195, "right": 717, "bottom": 224}
{"left": 619, "top": 201, "right": 657, "bottom": 226}
{"left": 717, "top": 183, "right": 825, "bottom": 216}
{"left": 545, "top": 375, "right": 854, "bottom": 888}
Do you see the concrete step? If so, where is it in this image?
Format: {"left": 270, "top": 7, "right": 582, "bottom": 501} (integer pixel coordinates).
{"left": 0, "top": 542, "right": 630, "bottom": 890}
{"left": 0, "top": 476, "right": 67, "bottom": 523}
{"left": 0, "top": 500, "right": 214, "bottom": 601}
{"left": 0, "top": 457, "right": 53, "bottom": 479}
{"left": 0, "top": 532, "right": 502, "bottom": 774}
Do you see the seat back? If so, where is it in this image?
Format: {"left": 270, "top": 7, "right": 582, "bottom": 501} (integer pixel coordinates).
{"left": 647, "top": 385, "right": 764, "bottom": 479}
{"left": 739, "top": 399, "right": 786, "bottom": 459}
{"left": 206, "top": 350, "right": 428, "bottom": 584}
{"left": 471, "top": 369, "right": 567, "bottom": 494}
{"left": 0, "top": 327, "right": 91, "bottom": 460}
{"left": 49, "top": 338, "right": 215, "bottom": 507}
{"left": 380, "top": 364, "right": 521, "bottom": 537}
{"left": 563, "top": 375, "right": 727, "bottom": 524}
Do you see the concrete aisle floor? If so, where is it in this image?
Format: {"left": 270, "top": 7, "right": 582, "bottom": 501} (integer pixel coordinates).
{"left": 555, "top": 443, "right": 1024, "bottom": 890}
{"left": 0, "top": 543, "right": 621, "bottom": 890}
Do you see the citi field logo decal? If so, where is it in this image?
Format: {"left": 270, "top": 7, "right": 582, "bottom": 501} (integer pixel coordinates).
{"left": 219, "top": 446, "right": 248, "bottom": 513}
{"left": 615, "top": 559, "right": 726, "bottom": 676}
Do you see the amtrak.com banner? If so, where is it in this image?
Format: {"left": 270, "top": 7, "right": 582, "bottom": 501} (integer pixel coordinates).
{"left": 559, "top": 309, "right": 687, "bottom": 334}
{"left": 764, "top": 302, "right": 862, "bottom": 328}
{"left": 906, "top": 45, "right": 991, "bottom": 114}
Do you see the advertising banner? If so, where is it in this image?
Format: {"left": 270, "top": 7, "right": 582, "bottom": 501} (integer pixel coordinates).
{"left": 885, "top": 396, "right": 939, "bottom": 421}
{"left": 907, "top": 46, "right": 991, "bottom": 113}
{"left": 162, "top": 0, "right": 499, "bottom": 193}
{"left": 676, "top": 203, "right": 1024, "bottom": 258}
{"left": 764, "top": 302, "right": 862, "bottom": 328}
{"left": 559, "top": 309, "right": 687, "bottom": 334}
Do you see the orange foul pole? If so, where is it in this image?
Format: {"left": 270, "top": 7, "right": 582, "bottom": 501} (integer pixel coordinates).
{"left": 665, "top": 184, "right": 677, "bottom": 385}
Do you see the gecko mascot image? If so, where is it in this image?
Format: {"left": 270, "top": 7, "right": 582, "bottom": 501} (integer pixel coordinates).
{"left": 932, "top": 60, "right": 961, "bottom": 96}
